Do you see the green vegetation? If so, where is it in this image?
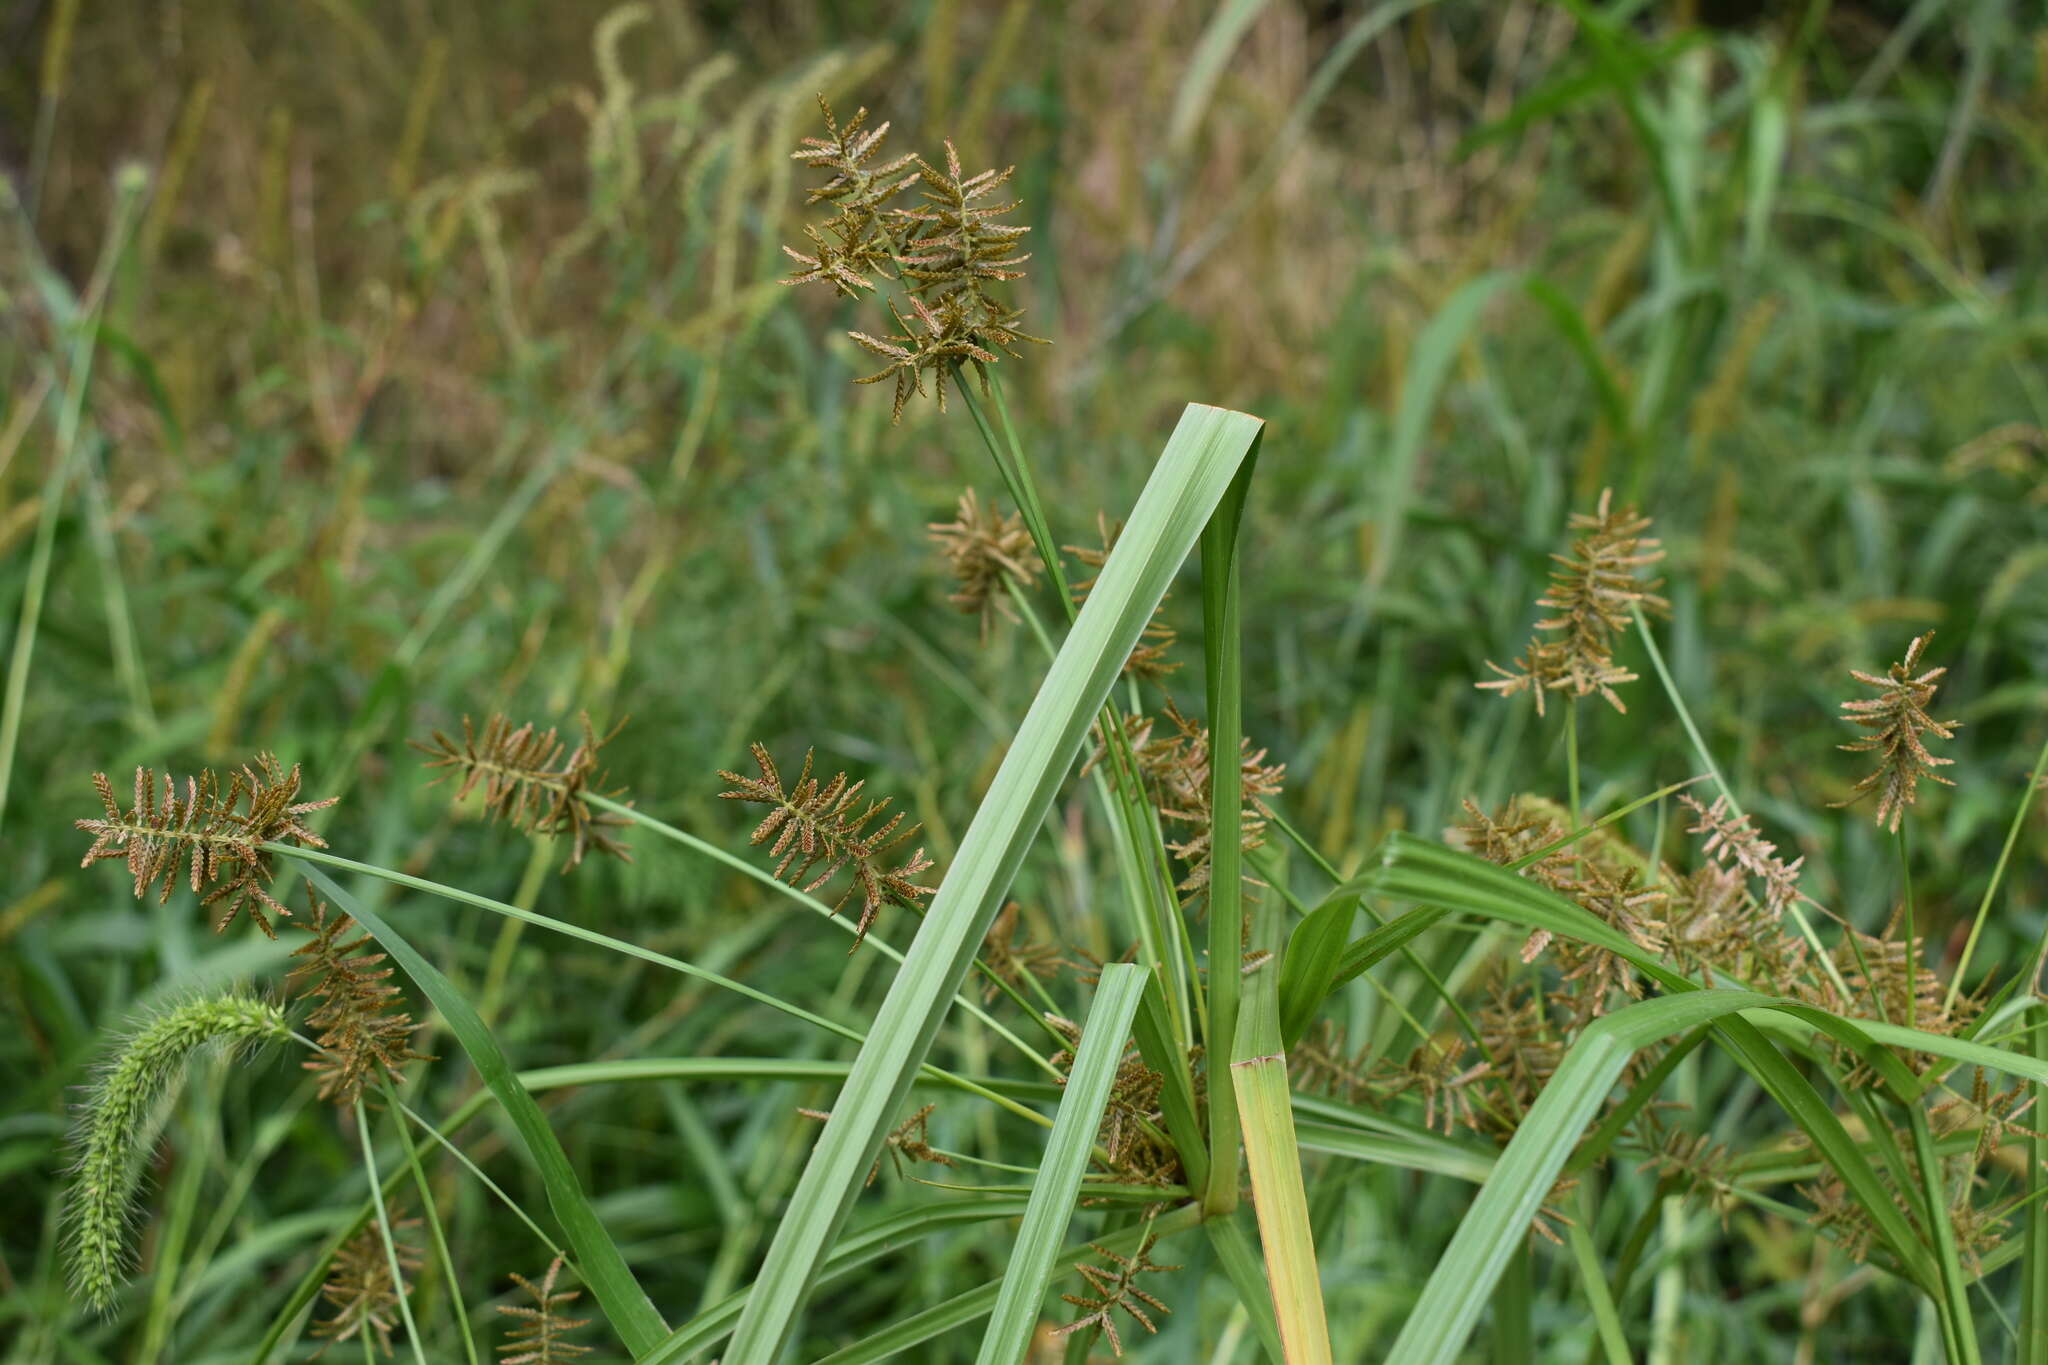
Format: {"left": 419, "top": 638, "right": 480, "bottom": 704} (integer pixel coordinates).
{"left": 6, "top": 2, "right": 2048, "bottom": 1361}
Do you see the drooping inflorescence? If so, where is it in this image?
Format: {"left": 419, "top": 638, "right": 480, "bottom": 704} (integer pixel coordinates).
{"left": 65, "top": 993, "right": 290, "bottom": 1315}
{"left": 288, "top": 886, "right": 431, "bottom": 1108}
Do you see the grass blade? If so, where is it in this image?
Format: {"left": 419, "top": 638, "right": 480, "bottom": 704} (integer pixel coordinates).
{"left": 1232, "top": 883, "right": 1331, "bottom": 1363}
{"left": 293, "top": 865, "right": 668, "bottom": 1356}
{"left": 976, "top": 962, "right": 1149, "bottom": 1365}
{"left": 1203, "top": 448, "right": 1257, "bottom": 1212}
{"left": 720, "top": 402, "right": 1264, "bottom": 1362}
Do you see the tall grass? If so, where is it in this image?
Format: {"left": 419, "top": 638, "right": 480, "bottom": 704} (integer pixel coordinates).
{"left": 5, "top": 4, "right": 2048, "bottom": 1361}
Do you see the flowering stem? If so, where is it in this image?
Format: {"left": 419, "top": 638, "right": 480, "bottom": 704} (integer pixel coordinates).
{"left": 1565, "top": 701, "right": 1582, "bottom": 831}
{"left": 355, "top": 1098, "right": 429, "bottom": 1365}
{"left": 1898, "top": 825, "right": 1917, "bottom": 1032}
{"left": 1951, "top": 731, "right": 2048, "bottom": 1013}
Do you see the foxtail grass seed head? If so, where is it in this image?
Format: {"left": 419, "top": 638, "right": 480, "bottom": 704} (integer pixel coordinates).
{"left": 1833, "top": 631, "right": 1959, "bottom": 832}
{"left": 76, "top": 755, "right": 338, "bottom": 936}
{"left": 497, "top": 1256, "right": 593, "bottom": 1363}
{"left": 412, "top": 711, "right": 633, "bottom": 868}
{"left": 929, "top": 487, "right": 1041, "bottom": 639}
{"left": 717, "top": 743, "right": 936, "bottom": 945}
{"left": 785, "top": 97, "right": 1045, "bottom": 421}
{"left": 1479, "top": 489, "right": 1666, "bottom": 715}
{"left": 66, "top": 993, "right": 289, "bottom": 1314}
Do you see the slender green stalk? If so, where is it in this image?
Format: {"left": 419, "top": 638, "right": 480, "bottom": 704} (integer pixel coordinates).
{"left": 1567, "top": 1185, "right": 1633, "bottom": 1365}
{"left": 271, "top": 842, "right": 1048, "bottom": 1128}
{"left": 1232, "top": 890, "right": 1331, "bottom": 1362}
{"left": 1952, "top": 731, "right": 2048, "bottom": 1011}
{"left": 584, "top": 793, "right": 1063, "bottom": 1073}
{"left": 1898, "top": 825, "right": 1916, "bottom": 1031}
{"left": 1493, "top": 1242, "right": 1531, "bottom": 1365}
{"left": 380, "top": 1082, "right": 478, "bottom": 1365}
{"left": 2022, "top": 1008, "right": 2048, "bottom": 1365}
{"left": 354, "top": 1100, "right": 428, "bottom": 1365}
{"left": 1202, "top": 454, "right": 1255, "bottom": 1214}
{"left": 1564, "top": 701, "right": 1582, "bottom": 830}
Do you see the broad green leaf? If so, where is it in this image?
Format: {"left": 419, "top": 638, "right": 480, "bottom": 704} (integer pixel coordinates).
{"left": 1233, "top": 889, "right": 1331, "bottom": 1363}
{"left": 977, "top": 963, "right": 1150, "bottom": 1365}
{"left": 1276, "top": 880, "right": 1359, "bottom": 1048}
{"left": 719, "top": 403, "right": 1264, "bottom": 1362}
{"left": 1203, "top": 447, "right": 1258, "bottom": 1211}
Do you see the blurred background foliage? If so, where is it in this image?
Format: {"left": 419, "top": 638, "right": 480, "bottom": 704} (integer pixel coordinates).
{"left": 4, "top": 0, "right": 2048, "bottom": 1358}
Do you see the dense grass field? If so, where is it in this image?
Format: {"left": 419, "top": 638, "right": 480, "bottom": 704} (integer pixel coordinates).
{"left": 6, "top": 2, "right": 2048, "bottom": 1360}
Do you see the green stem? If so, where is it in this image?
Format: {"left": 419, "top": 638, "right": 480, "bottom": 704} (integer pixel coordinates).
{"left": 583, "top": 794, "right": 1062, "bottom": 1076}
{"left": 1953, "top": 731, "right": 2048, "bottom": 1011}
{"left": 1565, "top": 701, "right": 1582, "bottom": 831}
{"left": 381, "top": 1082, "right": 479, "bottom": 1365}
{"left": 355, "top": 1100, "right": 429, "bottom": 1365}
{"left": 1899, "top": 825, "right": 1916, "bottom": 1032}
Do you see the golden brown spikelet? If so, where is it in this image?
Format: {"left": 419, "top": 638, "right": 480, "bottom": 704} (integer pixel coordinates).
{"left": 412, "top": 712, "right": 633, "bottom": 868}
{"left": 717, "top": 744, "right": 936, "bottom": 946}
{"left": 76, "top": 754, "right": 337, "bottom": 937}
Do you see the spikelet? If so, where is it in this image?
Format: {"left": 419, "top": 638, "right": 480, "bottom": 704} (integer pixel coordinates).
{"left": 314, "top": 1215, "right": 422, "bottom": 1357}
{"left": 1833, "top": 632, "right": 1960, "bottom": 832}
{"left": 717, "top": 744, "right": 936, "bottom": 945}
{"left": 65, "top": 994, "right": 290, "bottom": 1313}
{"left": 496, "top": 1256, "right": 592, "bottom": 1363}
{"left": 76, "top": 755, "right": 338, "bottom": 936}
{"left": 1479, "top": 489, "right": 1666, "bottom": 715}
{"left": 928, "top": 488, "right": 1040, "bottom": 639}
{"left": 1056, "top": 1218, "right": 1180, "bottom": 1357}
{"left": 412, "top": 712, "right": 633, "bottom": 868}
{"left": 288, "top": 886, "right": 431, "bottom": 1108}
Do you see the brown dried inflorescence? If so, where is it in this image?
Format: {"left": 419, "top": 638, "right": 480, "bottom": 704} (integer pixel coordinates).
{"left": 496, "top": 1256, "right": 593, "bottom": 1363}
{"left": 797, "top": 1103, "right": 954, "bottom": 1187}
{"left": 314, "top": 1214, "right": 421, "bottom": 1358}
{"left": 1834, "top": 632, "right": 1959, "bottom": 832}
{"left": 1095, "top": 702, "right": 1286, "bottom": 898}
{"left": 718, "top": 744, "right": 936, "bottom": 946}
{"left": 412, "top": 712, "right": 633, "bottom": 869}
{"left": 289, "top": 887, "right": 431, "bottom": 1108}
{"left": 977, "top": 902, "right": 1063, "bottom": 1002}
{"left": 77, "top": 755, "right": 338, "bottom": 936}
{"left": 1479, "top": 488, "right": 1666, "bottom": 715}
{"left": 1056, "top": 1219, "right": 1180, "bottom": 1357}
{"left": 783, "top": 98, "right": 1045, "bottom": 421}
{"left": 928, "top": 488, "right": 1040, "bottom": 639}
{"left": 1046, "top": 1015, "right": 1190, "bottom": 1188}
